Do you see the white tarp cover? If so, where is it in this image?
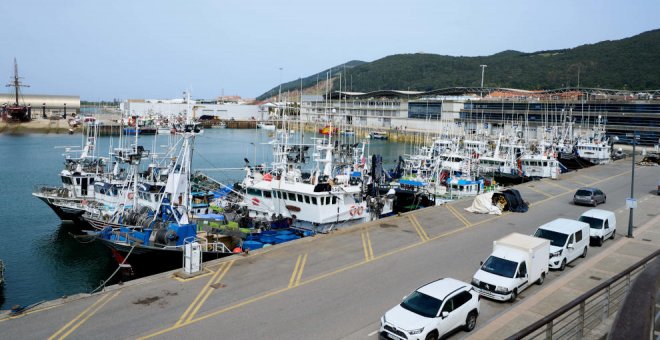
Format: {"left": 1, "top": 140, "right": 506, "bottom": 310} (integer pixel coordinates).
{"left": 464, "top": 192, "right": 501, "bottom": 215}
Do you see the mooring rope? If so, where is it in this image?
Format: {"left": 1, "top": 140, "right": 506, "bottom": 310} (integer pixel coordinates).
{"left": 90, "top": 244, "right": 137, "bottom": 294}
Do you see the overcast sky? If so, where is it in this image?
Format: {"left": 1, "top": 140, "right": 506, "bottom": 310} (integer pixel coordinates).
{"left": 2, "top": 0, "right": 658, "bottom": 100}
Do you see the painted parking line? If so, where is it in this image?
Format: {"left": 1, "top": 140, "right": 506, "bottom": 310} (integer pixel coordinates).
{"left": 408, "top": 215, "right": 430, "bottom": 241}
{"left": 577, "top": 173, "right": 600, "bottom": 183}
{"left": 542, "top": 179, "right": 572, "bottom": 191}
{"left": 48, "top": 290, "right": 121, "bottom": 340}
{"left": 523, "top": 184, "right": 553, "bottom": 198}
{"left": 176, "top": 260, "right": 234, "bottom": 326}
{"left": 361, "top": 229, "right": 374, "bottom": 262}
{"left": 446, "top": 204, "right": 471, "bottom": 227}
{"left": 288, "top": 253, "right": 308, "bottom": 288}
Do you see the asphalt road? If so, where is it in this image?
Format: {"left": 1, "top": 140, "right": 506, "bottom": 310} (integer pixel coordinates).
{"left": 1, "top": 160, "right": 658, "bottom": 340}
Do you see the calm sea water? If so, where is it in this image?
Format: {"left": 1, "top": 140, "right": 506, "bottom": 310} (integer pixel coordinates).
{"left": 0, "top": 128, "right": 411, "bottom": 310}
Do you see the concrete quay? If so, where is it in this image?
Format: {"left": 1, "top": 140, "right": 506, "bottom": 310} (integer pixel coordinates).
{"left": 0, "top": 159, "right": 658, "bottom": 339}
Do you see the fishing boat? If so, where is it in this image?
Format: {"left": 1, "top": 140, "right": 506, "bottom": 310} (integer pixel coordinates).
{"left": 369, "top": 131, "right": 388, "bottom": 140}
{"left": 257, "top": 121, "right": 276, "bottom": 130}
{"left": 91, "top": 124, "right": 235, "bottom": 271}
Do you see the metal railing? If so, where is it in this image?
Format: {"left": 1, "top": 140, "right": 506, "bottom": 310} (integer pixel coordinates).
{"left": 507, "top": 249, "right": 660, "bottom": 340}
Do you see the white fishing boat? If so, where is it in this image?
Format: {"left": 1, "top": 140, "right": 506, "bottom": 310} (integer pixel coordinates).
{"left": 257, "top": 121, "right": 276, "bottom": 130}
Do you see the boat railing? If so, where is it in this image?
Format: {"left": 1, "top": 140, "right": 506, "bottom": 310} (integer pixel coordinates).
{"left": 33, "top": 184, "right": 73, "bottom": 198}
{"left": 183, "top": 235, "right": 232, "bottom": 253}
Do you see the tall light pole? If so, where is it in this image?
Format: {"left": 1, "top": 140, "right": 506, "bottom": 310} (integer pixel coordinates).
{"left": 626, "top": 132, "right": 639, "bottom": 238}
{"left": 480, "top": 65, "right": 487, "bottom": 97}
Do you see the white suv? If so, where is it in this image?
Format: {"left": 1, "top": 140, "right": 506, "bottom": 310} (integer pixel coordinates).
{"left": 379, "top": 278, "right": 480, "bottom": 340}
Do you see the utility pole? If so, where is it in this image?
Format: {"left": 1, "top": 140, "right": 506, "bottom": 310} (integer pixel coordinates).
{"left": 626, "top": 132, "right": 639, "bottom": 238}
{"left": 480, "top": 65, "right": 487, "bottom": 97}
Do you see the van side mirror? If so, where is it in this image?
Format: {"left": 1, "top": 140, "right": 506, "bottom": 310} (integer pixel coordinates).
{"left": 441, "top": 311, "right": 449, "bottom": 318}
{"left": 480, "top": 261, "right": 483, "bottom": 266}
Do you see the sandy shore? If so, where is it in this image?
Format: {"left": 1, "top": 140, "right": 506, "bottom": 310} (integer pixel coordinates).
{"left": 0, "top": 118, "right": 80, "bottom": 134}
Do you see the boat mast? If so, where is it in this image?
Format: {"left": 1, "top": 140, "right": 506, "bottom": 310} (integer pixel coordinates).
{"left": 6, "top": 58, "right": 29, "bottom": 106}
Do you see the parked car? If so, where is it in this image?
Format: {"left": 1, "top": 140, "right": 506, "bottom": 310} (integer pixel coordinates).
{"left": 533, "top": 218, "right": 590, "bottom": 271}
{"left": 579, "top": 209, "right": 617, "bottom": 246}
{"left": 573, "top": 187, "right": 606, "bottom": 206}
{"left": 380, "top": 278, "right": 480, "bottom": 340}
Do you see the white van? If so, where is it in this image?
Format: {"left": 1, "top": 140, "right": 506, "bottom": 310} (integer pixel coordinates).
{"left": 533, "top": 218, "right": 590, "bottom": 271}
{"left": 578, "top": 209, "right": 617, "bottom": 246}
{"left": 472, "top": 233, "right": 550, "bottom": 302}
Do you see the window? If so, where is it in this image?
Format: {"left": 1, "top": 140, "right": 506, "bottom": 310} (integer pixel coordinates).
{"left": 304, "top": 195, "right": 310, "bottom": 204}
{"left": 568, "top": 234, "right": 574, "bottom": 246}
{"left": 288, "top": 192, "right": 296, "bottom": 201}
{"left": 263, "top": 191, "right": 272, "bottom": 198}
{"left": 604, "top": 220, "right": 609, "bottom": 229}
{"left": 325, "top": 197, "right": 331, "bottom": 205}
{"left": 331, "top": 196, "right": 337, "bottom": 204}
{"left": 576, "top": 230, "right": 583, "bottom": 242}
{"left": 518, "top": 261, "right": 527, "bottom": 278}
{"left": 297, "top": 194, "right": 303, "bottom": 202}
{"left": 311, "top": 197, "right": 317, "bottom": 205}
{"left": 441, "top": 298, "right": 454, "bottom": 314}
{"left": 453, "top": 291, "right": 473, "bottom": 310}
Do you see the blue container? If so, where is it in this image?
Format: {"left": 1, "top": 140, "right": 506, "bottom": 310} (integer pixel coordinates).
{"left": 277, "top": 229, "right": 293, "bottom": 235}
{"left": 274, "top": 234, "right": 300, "bottom": 244}
{"left": 242, "top": 240, "right": 264, "bottom": 250}
{"left": 260, "top": 235, "right": 277, "bottom": 244}
{"left": 261, "top": 230, "right": 278, "bottom": 237}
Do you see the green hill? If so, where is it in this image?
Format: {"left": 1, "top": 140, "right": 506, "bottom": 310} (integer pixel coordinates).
{"left": 258, "top": 29, "right": 660, "bottom": 99}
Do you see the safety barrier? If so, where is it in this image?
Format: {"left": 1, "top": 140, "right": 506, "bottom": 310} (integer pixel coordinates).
{"left": 507, "top": 249, "right": 660, "bottom": 340}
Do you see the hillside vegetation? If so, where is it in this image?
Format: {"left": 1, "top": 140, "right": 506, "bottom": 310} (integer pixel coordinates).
{"left": 258, "top": 29, "right": 660, "bottom": 100}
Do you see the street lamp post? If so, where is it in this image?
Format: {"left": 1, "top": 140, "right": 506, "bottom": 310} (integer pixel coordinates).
{"left": 480, "top": 65, "right": 487, "bottom": 97}
{"left": 626, "top": 132, "right": 639, "bottom": 238}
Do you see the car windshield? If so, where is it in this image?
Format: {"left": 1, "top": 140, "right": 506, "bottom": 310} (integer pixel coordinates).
{"left": 534, "top": 228, "right": 569, "bottom": 247}
{"left": 400, "top": 291, "right": 442, "bottom": 318}
{"left": 576, "top": 189, "right": 593, "bottom": 196}
{"left": 579, "top": 216, "right": 603, "bottom": 229}
{"left": 481, "top": 256, "right": 518, "bottom": 278}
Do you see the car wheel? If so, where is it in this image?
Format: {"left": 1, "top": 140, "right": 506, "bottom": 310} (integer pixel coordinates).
{"left": 464, "top": 311, "right": 478, "bottom": 332}
{"left": 611, "top": 230, "right": 616, "bottom": 240}
{"left": 425, "top": 330, "right": 439, "bottom": 340}
{"left": 560, "top": 259, "right": 567, "bottom": 271}
{"left": 509, "top": 289, "right": 518, "bottom": 302}
{"left": 597, "top": 237, "right": 603, "bottom": 247}
{"left": 537, "top": 272, "right": 545, "bottom": 285}
{"left": 581, "top": 246, "right": 588, "bottom": 258}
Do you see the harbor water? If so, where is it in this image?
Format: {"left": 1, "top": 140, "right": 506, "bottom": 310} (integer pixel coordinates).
{"left": 0, "top": 128, "right": 411, "bottom": 310}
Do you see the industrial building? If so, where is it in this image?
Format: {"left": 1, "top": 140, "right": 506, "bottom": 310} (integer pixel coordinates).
{"left": 0, "top": 94, "right": 80, "bottom": 118}
{"left": 299, "top": 87, "right": 660, "bottom": 145}
{"left": 120, "top": 98, "right": 263, "bottom": 121}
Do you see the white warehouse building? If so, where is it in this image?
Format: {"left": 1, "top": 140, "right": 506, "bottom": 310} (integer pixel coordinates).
{"left": 120, "top": 99, "right": 263, "bottom": 120}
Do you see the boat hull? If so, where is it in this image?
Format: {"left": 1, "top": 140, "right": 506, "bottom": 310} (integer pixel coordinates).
{"left": 34, "top": 195, "right": 85, "bottom": 222}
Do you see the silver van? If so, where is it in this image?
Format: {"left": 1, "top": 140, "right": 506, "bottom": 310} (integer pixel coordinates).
{"left": 578, "top": 209, "right": 617, "bottom": 246}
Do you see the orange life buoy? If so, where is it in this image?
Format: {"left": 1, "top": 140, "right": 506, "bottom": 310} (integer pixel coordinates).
{"left": 357, "top": 206, "right": 364, "bottom": 216}
{"left": 251, "top": 197, "right": 260, "bottom": 206}
{"left": 127, "top": 192, "right": 134, "bottom": 200}
{"left": 349, "top": 205, "right": 357, "bottom": 216}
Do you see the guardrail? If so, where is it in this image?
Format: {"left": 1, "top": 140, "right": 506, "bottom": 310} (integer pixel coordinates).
{"left": 507, "top": 249, "right": 660, "bottom": 340}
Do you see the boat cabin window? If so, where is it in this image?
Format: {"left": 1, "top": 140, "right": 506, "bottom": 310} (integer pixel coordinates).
{"left": 288, "top": 192, "right": 296, "bottom": 201}
{"left": 297, "top": 194, "right": 303, "bottom": 202}
{"left": 311, "top": 197, "right": 317, "bottom": 205}
{"left": 332, "top": 196, "right": 337, "bottom": 204}
{"left": 247, "top": 188, "right": 262, "bottom": 196}
{"left": 304, "top": 195, "right": 310, "bottom": 204}
{"left": 325, "top": 197, "right": 331, "bottom": 205}
{"left": 263, "top": 191, "right": 272, "bottom": 198}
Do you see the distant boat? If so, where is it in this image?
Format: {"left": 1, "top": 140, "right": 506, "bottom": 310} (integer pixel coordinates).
{"left": 218, "top": 121, "right": 227, "bottom": 128}
{"left": 257, "top": 122, "right": 276, "bottom": 130}
{"left": 319, "top": 125, "right": 338, "bottom": 135}
{"left": 1, "top": 58, "right": 31, "bottom": 122}
{"left": 341, "top": 129, "right": 355, "bottom": 136}
{"left": 369, "top": 131, "right": 388, "bottom": 140}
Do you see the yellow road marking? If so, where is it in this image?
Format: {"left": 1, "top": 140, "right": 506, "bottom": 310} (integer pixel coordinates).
{"left": 578, "top": 174, "right": 600, "bottom": 182}
{"left": 446, "top": 205, "right": 471, "bottom": 227}
{"left": 361, "top": 229, "right": 374, "bottom": 261}
{"left": 176, "top": 261, "right": 229, "bottom": 326}
{"left": 139, "top": 169, "right": 634, "bottom": 339}
{"left": 524, "top": 184, "right": 552, "bottom": 197}
{"left": 49, "top": 291, "right": 120, "bottom": 340}
{"left": 408, "top": 215, "right": 430, "bottom": 241}
{"left": 543, "top": 179, "right": 571, "bottom": 191}
{"left": 567, "top": 178, "right": 589, "bottom": 187}
{"left": 184, "top": 260, "right": 234, "bottom": 324}
{"left": 288, "top": 254, "right": 308, "bottom": 288}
